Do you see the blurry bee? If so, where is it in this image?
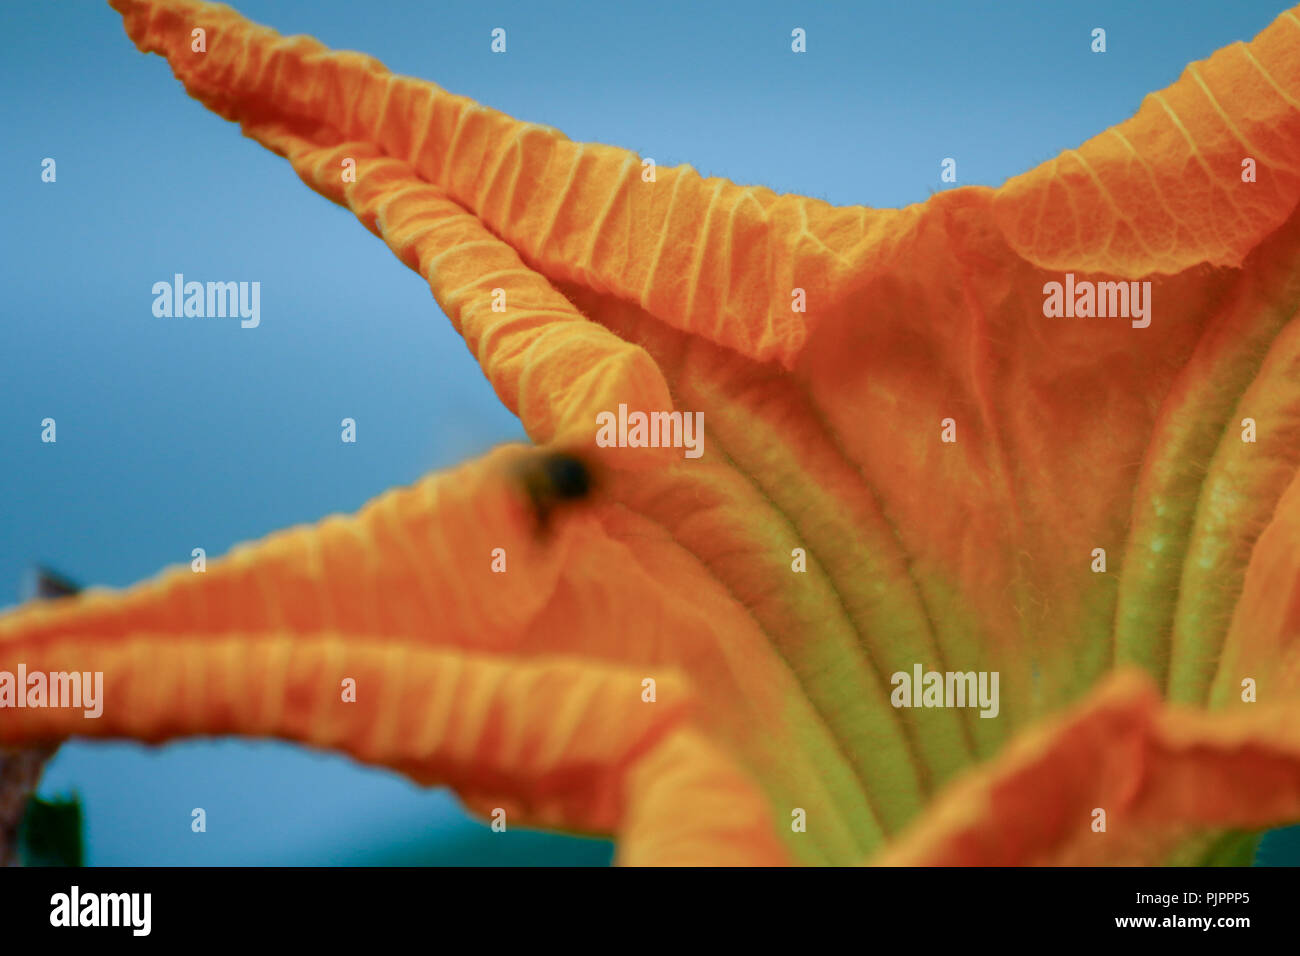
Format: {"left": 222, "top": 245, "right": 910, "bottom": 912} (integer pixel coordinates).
{"left": 24, "top": 565, "right": 81, "bottom": 601}
{"left": 513, "top": 450, "right": 594, "bottom": 534}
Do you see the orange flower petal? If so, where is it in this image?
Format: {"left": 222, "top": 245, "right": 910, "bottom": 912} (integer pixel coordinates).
{"left": 875, "top": 670, "right": 1300, "bottom": 865}
{"left": 0, "top": 624, "right": 785, "bottom": 864}
{"left": 1211, "top": 461, "right": 1300, "bottom": 706}
{"left": 9, "top": 0, "right": 1291, "bottom": 866}
{"left": 992, "top": 9, "right": 1300, "bottom": 275}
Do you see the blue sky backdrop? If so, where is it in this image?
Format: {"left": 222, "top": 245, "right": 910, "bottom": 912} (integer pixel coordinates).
{"left": 1, "top": 0, "right": 1296, "bottom": 864}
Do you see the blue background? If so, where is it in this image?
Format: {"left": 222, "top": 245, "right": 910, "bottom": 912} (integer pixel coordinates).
{"left": 1, "top": 0, "right": 1297, "bottom": 864}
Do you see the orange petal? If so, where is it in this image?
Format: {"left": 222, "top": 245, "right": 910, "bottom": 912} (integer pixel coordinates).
{"left": 1, "top": 446, "right": 573, "bottom": 657}
{"left": 1210, "top": 462, "right": 1300, "bottom": 707}
{"left": 992, "top": 9, "right": 1300, "bottom": 275}
{"left": 0, "top": 443, "right": 871, "bottom": 863}
{"left": 109, "top": 0, "right": 913, "bottom": 368}
{"left": 875, "top": 670, "right": 1300, "bottom": 865}
{"left": 255, "top": 119, "right": 677, "bottom": 469}
{"left": 84, "top": 0, "right": 1300, "bottom": 867}
{"left": 0, "top": 622, "right": 785, "bottom": 864}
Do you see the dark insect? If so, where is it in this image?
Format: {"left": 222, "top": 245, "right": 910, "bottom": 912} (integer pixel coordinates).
{"left": 515, "top": 451, "right": 593, "bottom": 532}
{"left": 25, "top": 566, "right": 81, "bottom": 601}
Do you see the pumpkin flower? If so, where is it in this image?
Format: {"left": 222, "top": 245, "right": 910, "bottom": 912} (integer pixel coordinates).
{"left": 4, "top": 0, "right": 1300, "bottom": 866}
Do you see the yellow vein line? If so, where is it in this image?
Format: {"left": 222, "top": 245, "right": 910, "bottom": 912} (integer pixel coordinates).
{"left": 533, "top": 143, "right": 585, "bottom": 256}
{"left": 1108, "top": 127, "right": 1183, "bottom": 238}
{"left": 478, "top": 121, "right": 527, "bottom": 222}
{"left": 1188, "top": 64, "right": 1270, "bottom": 164}
{"left": 440, "top": 267, "right": 539, "bottom": 300}
{"left": 639, "top": 168, "right": 687, "bottom": 308}
{"left": 580, "top": 152, "right": 637, "bottom": 290}
{"left": 1238, "top": 44, "right": 1300, "bottom": 112}
{"left": 681, "top": 179, "right": 726, "bottom": 331}
{"left": 1065, "top": 148, "right": 1161, "bottom": 262}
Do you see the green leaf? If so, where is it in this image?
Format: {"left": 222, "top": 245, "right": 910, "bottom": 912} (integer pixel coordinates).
{"left": 1196, "top": 829, "right": 1265, "bottom": 867}
{"left": 18, "top": 793, "right": 84, "bottom": 867}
